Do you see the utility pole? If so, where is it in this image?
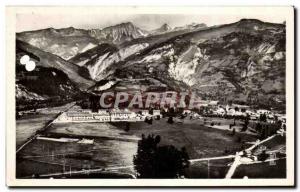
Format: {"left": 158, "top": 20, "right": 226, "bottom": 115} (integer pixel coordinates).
{"left": 207, "top": 160, "right": 210, "bottom": 178}
{"left": 63, "top": 154, "right": 66, "bottom": 174}
{"left": 69, "top": 165, "right": 72, "bottom": 177}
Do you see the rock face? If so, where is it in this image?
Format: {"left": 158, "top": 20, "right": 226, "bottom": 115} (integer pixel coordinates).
{"left": 17, "top": 27, "right": 99, "bottom": 60}
{"left": 16, "top": 40, "right": 91, "bottom": 108}
{"left": 17, "top": 22, "right": 150, "bottom": 60}
{"left": 69, "top": 42, "right": 149, "bottom": 81}
{"left": 15, "top": 19, "right": 286, "bottom": 109}
{"left": 151, "top": 23, "right": 172, "bottom": 35}
{"left": 88, "top": 22, "right": 149, "bottom": 44}
{"left": 16, "top": 40, "right": 95, "bottom": 90}
{"left": 96, "top": 19, "right": 285, "bottom": 108}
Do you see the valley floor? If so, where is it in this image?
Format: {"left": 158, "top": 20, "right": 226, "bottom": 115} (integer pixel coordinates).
{"left": 15, "top": 103, "right": 286, "bottom": 179}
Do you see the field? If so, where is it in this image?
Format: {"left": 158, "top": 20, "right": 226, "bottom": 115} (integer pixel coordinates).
{"left": 112, "top": 118, "right": 257, "bottom": 159}
{"left": 16, "top": 114, "right": 56, "bottom": 149}
{"left": 16, "top": 104, "right": 286, "bottom": 178}
{"left": 17, "top": 115, "right": 260, "bottom": 178}
{"left": 17, "top": 138, "right": 136, "bottom": 177}
{"left": 16, "top": 102, "right": 75, "bottom": 148}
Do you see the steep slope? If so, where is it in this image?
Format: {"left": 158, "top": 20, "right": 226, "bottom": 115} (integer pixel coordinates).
{"left": 16, "top": 40, "right": 95, "bottom": 90}
{"left": 16, "top": 84, "right": 46, "bottom": 101}
{"left": 69, "top": 42, "right": 150, "bottom": 81}
{"left": 44, "top": 19, "right": 286, "bottom": 109}
{"left": 17, "top": 27, "right": 99, "bottom": 60}
{"left": 16, "top": 66, "right": 81, "bottom": 105}
{"left": 88, "top": 22, "right": 149, "bottom": 44}
{"left": 68, "top": 43, "right": 118, "bottom": 67}
{"left": 105, "top": 19, "right": 286, "bottom": 108}
{"left": 69, "top": 23, "right": 210, "bottom": 81}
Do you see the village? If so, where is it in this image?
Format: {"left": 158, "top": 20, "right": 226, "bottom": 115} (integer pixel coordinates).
{"left": 15, "top": 92, "right": 287, "bottom": 179}
{"left": 15, "top": 75, "right": 287, "bottom": 179}
{"left": 52, "top": 99, "right": 286, "bottom": 126}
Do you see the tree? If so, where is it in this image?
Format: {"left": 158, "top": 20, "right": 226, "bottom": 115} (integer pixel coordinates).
{"left": 148, "top": 117, "right": 153, "bottom": 124}
{"left": 199, "top": 107, "right": 205, "bottom": 115}
{"left": 149, "top": 107, "right": 154, "bottom": 115}
{"left": 167, "top": 116, "right": 174, "bottom": 124}
{"left": 259, "top": 113, "right": 267, "bottom": 122}
{"left": 125, "top": 122, "right": 130, "bottom": 132}
{"left": 257, "top": 150, "right": 268, "bottom": 161}
{"left": 133, "top": 134, "right": 189, "bottom": 178}
{"left": 144, "top": 117, "right": 153, "bottom": 124}
{"left": 231, "top": 128, "right": 236, "bottom": 136}
{"left": 241, "top": 114, "right": 250, "bottom": 132}
{"left": 168, "top": 107, "right": 175, "bottom": 116}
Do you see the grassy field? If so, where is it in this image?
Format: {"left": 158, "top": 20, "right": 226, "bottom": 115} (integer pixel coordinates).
{"left": 17, "top": 138, "right": 136, "bottom": 178}
{"left": 113, "top": 118, "right": 257, "bottom": 159}
{"left": 16, "top": 102, "right": 75, "bottom": 148}
{"left": 17, "top": 113, "right": 286, "bottom": 178}
{"left": 16, "top": 114, "right": 56, "bottom": 148}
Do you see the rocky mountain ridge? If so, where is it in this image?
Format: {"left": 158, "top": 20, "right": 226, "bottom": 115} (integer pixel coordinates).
{"left": 16, "top": 19, "right": 286, "bottom": 109}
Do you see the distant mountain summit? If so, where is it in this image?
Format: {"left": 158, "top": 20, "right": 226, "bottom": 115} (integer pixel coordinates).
{"left": 97, "top": 19, "right": 286, "bottom": 108}
{"left": 151, "top": 23, "right": 172, "bottom": 35}
{"left": 151, "top": 23, "right": 207, "bottom": 35}
{"left": 174, "top": 22, "right": 207, "bottom": 31}
{"left": 15, "top": 19, "right": 286, "bottom": 109}
{"left": 17, "top": 27, "right": 99, "bottom": 60}
{"left": 89, "top": 22, "right": 149, "bottom": 44}
{"left": 16, "top": 22, "right": 150, "bottom": 60}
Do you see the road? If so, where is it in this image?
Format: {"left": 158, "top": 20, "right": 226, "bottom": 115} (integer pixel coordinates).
{"left": 224, "top": 133, "right": 280, "bottom": 179}
{"left": 17, "top": 104, "right": 283, "bottom": 179}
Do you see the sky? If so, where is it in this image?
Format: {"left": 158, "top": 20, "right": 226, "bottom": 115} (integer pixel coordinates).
{"left": 16, "top": 14, "right": 286, "bottom": 32}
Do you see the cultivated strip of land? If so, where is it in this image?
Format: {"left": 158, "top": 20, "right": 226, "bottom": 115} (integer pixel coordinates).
{"left": 16, "top": 102, "right": 77, "bottom": 153}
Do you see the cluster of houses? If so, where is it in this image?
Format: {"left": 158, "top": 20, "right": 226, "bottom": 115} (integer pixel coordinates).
{"left": 210, "top": 104, "right": 286, "bottom": 123}
{"left": 53, "top": 95, "right": 285, "bottom": 125}
{"left": 53, "top": 108, "right": 161, "bottom": 123}
{"left": 182, "top": 100, "right": 285, "bottom": 124}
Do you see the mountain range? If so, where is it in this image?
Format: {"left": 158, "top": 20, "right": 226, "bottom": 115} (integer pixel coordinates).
{"left": 16, "top": 19, "right": 286, "bottom": 110}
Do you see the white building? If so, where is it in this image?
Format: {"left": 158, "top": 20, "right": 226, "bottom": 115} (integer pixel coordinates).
{"left": 93, "top": 113, "right": 111, "bottom": 122}
{"left": 227, "top": 108, "right": 236, "bottom": 116}
{"left": 214, "top": 107, "right": 226, "bottom": 115}
{"left": 256, "top": 109, "right": 272, "bottom": 115}
{"left": 209, "top": 100, "right": 219, "bottom": 106}
{"left": 232, "top": 104, "right": 250, "bottom": 112}
{"left": 141, "top": 110, "right": 150, "bottom": 116}
{"left": 110, "top": 109, "right": 142, "bottom": 122}
{"left": 183, "top": 109, "right": 192, "bottom": 115}
{"left": 152, "top": 110, "right": 161, "bottom": 117}
{"left": 54, "top": 111, "right": 96, "bottom": 123}
{"left": 54, "top": 108, "right": 147, "bottom": 123}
